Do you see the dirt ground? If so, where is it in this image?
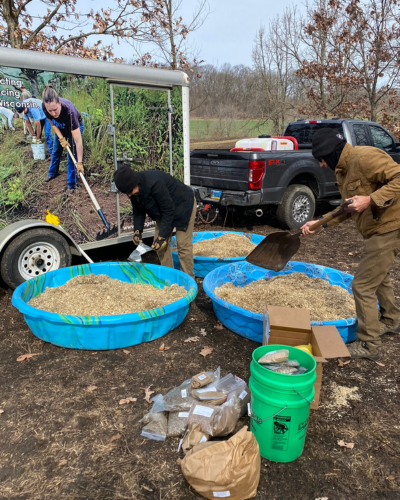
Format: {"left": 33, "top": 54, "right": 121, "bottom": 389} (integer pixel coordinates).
{"left": 1, "top": 207, "right": 400, "bottom": 500}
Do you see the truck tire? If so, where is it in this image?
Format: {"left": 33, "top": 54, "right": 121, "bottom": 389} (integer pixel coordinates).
{"left": 1, "top": 228, "right": 72, "bottom": 290}
{"left": 276, "top": 184, "right": 316, "bottom": 230}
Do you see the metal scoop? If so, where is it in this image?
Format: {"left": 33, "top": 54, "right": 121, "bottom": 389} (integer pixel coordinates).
{"left": 245, "top": 200, "right": 353, "bottom": 271}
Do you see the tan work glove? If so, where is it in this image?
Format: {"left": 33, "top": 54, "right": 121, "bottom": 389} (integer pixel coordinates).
{"left": 32, "top": 138, "right": 42, "bottom": 144}
{"left": 59, "top": 136, "right": 69, "bottom": 148}
{"left": 76, "top": 162, "right": 84, "bottom": 175}
{"left": 151, "top": 236, "right": 167, "bottom": 251}
{"left": 132, "top": 229, "right": 143, "bottom": 248}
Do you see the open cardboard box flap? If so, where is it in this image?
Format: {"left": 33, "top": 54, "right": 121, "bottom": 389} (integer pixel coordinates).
{"left": 267, "top": 305, "right": 311, "bottom": 333}
{"left": 312, "top": 326, "right": 350, "bottom": 358}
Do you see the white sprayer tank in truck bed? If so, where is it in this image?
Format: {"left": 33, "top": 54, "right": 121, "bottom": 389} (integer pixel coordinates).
{"left": 234, "top": 137, "right": 295, "bottom": 151}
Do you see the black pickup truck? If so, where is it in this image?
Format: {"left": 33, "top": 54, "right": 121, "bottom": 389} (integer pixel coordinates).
{"left": 190, "top": 119, "right": 400, "bottom": 229}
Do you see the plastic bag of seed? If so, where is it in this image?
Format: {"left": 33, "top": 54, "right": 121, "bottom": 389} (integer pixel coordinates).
{"left": 187, "top": 402, "right": 219, "bottom": 436}
{"left": 258, "top": 349, "right": 289, "bottom": 365}
{"left": 140, "top": 394, "right": 168, "bottom": 441}
{"left": 167, "top": 411, "right": 190, "bottom": 437}
{"left": 164, "top": 379, "right": 196, "bottom": 412}
{"left": 192, "top": 389, "right": 226, "bottom": 406}
{"left": 188, "top": 396, "right": 241, "bottom": 438}
{"left": 227, "top": 379, "right": 251, "bottom": 418}
{"left": 191, "top": 367, "right": 220, "bottom": 389}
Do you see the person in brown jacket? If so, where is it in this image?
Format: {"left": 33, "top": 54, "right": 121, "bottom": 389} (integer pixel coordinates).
{"left": 301, "top": 128, "right": 400, "bottom": 361}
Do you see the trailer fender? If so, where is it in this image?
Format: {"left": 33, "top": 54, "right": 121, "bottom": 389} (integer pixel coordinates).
{"left": 0, "top": 220, "right": 83, "bottom": 257}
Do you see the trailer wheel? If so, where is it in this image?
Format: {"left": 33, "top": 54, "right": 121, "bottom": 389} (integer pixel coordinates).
{"left": 276, "top": 184, "right": 315, "bottom": 230}
{"left": 1, "top": 228, "right": 72, "bottom": 289}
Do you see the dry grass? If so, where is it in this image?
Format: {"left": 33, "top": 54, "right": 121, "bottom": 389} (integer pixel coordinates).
{"left": 28, "top": 274, "right": 187, "bottom": 316}
{"left": 215, "top": 272, "right": 356, "bottom": 321}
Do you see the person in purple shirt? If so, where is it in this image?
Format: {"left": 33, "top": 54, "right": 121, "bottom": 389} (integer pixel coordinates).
{"left": 42, "top": 85, "right": 84, "bottom": 194}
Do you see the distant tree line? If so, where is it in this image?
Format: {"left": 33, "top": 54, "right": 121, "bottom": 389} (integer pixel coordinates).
{"left": 191, "top": 0, "right": 400, "bottom": 136}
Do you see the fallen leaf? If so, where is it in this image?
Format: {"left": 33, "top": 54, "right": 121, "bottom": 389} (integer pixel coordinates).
{"left": 59, "top": 459, "right": 67, "bottom": 466}
{"left": 123, "top": 350, "right": 130, "bottom": 355}
{"left": 337, "top": 359, "right": 351, "bottom": 367}
{"left": 142, "top": 486, "right": 153, "bottom": 492}
{"left": 109, "top": 433, "right": 121, "bottom": 444}
{"left": 386, "top": 475, "right": 395, "bottom": 481}
{"left": 143, "top": 385, "right": 154, "bottom": 404}
{"left": 159, "top": 343, "right": 165, "bottom": 352}
{"left": 0, "top": 409, "right": 4, "bottom": 414}
{"left": 200, "top": 346, "right": 214, "bottom": 357}
{"left": 91, "top": 352, "right": 98, "bottom": 355}
{"left": 189, "top": 317, "right": 196, "bottom": 322}
{"left": 184, "top": 336, "right": 200, "bottom": 343}
{"left": 375, "top": 361, "right": 385, "bottom": 367}
{"left": 16, "top": 353, "right": 41, "bottom": 362}
{"left": 199, "top": 328, "right": 207, "bottom": 336}
{"left": 337, "top": 439, "right": 354, "bottom": 449}
{"left": 164, "top": 346, "right": 171, "bottom": 350}
{"left": 348, "top": 252, "right": 353, "bottom": 256}
{"left": 214, "top": 323, "right": 223, "bottom": 330}
{"left": 119, "top": 397, "right": 137, "bottom": 405}
{"left": 87, "top": 385, "right": 98, "bottom": 392}
{"left": 111, "top": 387, "right": 118, "bottom": 390}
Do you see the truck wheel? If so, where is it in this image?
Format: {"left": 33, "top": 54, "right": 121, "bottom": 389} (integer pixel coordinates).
{"left": 1, "top": 228, "right": 72, "bottom": 289}
{"left": 276, "top": 185, "right": 315, "bottom": 230}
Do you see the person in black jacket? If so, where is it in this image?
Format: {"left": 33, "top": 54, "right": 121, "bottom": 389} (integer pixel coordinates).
{"left": 114, "top": 167, "right": 197, "bottom": 278}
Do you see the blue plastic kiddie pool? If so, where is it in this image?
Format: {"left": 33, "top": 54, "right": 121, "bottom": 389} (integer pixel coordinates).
{"left": 170, "top": 231, "right": 265, "bottom": 278}
{"left": 203, "top": 260, "right": 357, "bottom": 343}
{"left": 12, "top": 262, "right": 197, "bottom": 350}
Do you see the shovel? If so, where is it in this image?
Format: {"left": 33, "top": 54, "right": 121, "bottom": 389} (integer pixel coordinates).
{"left": 50, "top": 125, "right": 118, "bottom": 240}
{"left": 245, "top": 200, "right": 353, "bottom": 271}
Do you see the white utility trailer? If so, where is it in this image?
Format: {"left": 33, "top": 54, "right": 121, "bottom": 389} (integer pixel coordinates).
{"left": 0, "top": 48, "right": 191, "bottom": 289}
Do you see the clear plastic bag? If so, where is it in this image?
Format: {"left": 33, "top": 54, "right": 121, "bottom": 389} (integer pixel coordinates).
{"left": 140, "top": 394, "right": 168, "bottom": 441}
{"left": 188, "top": 395, "right": 241, "bottom": 438}
{"left": 191, "top": 367, "right": 220, "bottom": 389}
{"left": 164, "top": 379, "right": 196, "bottom": 412}
{"left": 258, "top": 349, "right": 289, "bottom": 364}
{"left": 128, "top": 243, "right": 153, "bottom": 263}
{"left": 167, "top": 411, "right": 190, "bottom": 437}
{"left": 263, "top": 365, "right": 298, "bottom": 374}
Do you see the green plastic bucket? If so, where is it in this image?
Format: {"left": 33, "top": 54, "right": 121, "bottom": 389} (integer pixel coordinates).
{"left": 249, "top": 344, "right": 316, "bottom": 463}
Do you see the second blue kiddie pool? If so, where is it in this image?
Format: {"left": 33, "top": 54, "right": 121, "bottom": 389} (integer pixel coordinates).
{"left": 170, "top": 231, "right": 265, "bottom": 278}
{"left": 203, "top": 260, "right": 357, "bottom": 343}
{"left": 12, "top": 262, "right": 197, "bottom": 350}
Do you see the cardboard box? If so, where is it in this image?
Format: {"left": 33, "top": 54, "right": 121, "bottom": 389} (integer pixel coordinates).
{"left": 263, "top": 305, "right": 350, "bottom": 409}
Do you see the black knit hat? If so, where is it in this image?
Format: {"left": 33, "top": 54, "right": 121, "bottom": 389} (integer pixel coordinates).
{"left": 312, "top": 128, "right": 346, "bottom": 159}
{"left": 113, "top": 166, "right": 141, "bottom": 194}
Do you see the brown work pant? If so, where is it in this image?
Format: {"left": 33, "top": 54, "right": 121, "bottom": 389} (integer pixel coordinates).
{"left": 154, "top": 198, "right": 197, "bottom": 278}
{"left": 352, "top": 229, "right": 400, "bottom": 347}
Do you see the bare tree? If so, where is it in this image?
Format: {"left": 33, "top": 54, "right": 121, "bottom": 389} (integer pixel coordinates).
{"left": 252, "top": 21, "right": 297, "bottom": 134}
{"left": 129, "top": 0, "right": 209, "bottom": 72}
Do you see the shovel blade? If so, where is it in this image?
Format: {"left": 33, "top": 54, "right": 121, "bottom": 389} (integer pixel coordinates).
{"left": 95, "top": 224, "right": 119, "bottom": 241}
{"left": 245, "top": 231, "right": 301, "bottom": 271}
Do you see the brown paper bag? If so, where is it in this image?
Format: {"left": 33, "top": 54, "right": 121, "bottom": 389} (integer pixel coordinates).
{"left": 181, "top": 426, "right": 260, "bottom": 500}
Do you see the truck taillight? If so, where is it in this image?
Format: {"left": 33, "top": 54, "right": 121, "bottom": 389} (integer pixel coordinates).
{"left": 248, "top": 160, "right": 265, "bottom": 190}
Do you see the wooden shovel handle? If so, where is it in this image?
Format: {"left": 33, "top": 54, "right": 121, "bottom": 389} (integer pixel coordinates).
{"left": 308, "top": 199, "right": 353, "bottom": 232}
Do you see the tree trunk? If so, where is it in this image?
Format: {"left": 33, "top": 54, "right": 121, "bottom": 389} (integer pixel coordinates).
{"left": 166, "top": 0, "right": 177, "bottom": 70}
{"left": 3, "top": 0, "right": 24, "bottom": 48}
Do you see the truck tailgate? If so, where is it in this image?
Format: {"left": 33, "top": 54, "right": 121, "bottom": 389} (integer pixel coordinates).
{"left": 190, "top": 150, "right": 249, "bottom": 191}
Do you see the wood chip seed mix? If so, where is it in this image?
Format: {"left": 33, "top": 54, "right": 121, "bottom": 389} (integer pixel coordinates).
{"left": 215, "top": 272, "right": 356, "bottom": 321}
{"left": 28, "top": 274, "right": 187, "bottom": 316}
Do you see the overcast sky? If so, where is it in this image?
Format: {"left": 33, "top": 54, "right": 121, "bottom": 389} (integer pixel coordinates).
{"left": 83, "top": 0, "right": 302, "bottom": 68}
